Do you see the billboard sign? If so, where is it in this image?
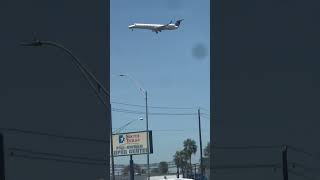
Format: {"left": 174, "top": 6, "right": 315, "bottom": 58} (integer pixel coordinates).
{"left": 112, "top": 130, "right": 153, "bottom": 157}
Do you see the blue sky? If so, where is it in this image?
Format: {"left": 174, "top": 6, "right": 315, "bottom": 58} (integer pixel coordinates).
{"left": 110, "top": 0, "right": 210, "bottom": 165}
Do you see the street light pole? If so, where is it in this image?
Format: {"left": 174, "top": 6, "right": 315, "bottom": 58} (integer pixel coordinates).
{"left": 118, "top": 74, "right": 150, "bottom": 180}
{"left": 20, "top": 39, "right": 115, "bottom": 180}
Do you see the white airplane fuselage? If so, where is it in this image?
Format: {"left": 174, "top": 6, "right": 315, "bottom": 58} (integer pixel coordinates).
{"left": 129, "top": 23, "right": 178, "bottom": 31}
{"left": 128, "top": 20, "right": 183, "bottom": 33}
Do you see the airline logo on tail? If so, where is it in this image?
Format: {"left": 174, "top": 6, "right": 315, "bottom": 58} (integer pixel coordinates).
{"left": 175, "top": 19, "right": 183, "bottom": 26}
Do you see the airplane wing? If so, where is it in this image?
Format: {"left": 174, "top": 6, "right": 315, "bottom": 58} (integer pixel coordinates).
{"left": 154, "top": 20, "right": 172, "bottom": 31}
{"left": 154, "top": 25, "right": 166, "bottom": 31}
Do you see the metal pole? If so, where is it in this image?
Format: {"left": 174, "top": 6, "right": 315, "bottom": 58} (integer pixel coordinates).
{"left": 194, "top": 164, "right": 197, "bottom": 179}
{"left": 110, "top": 104, "right": 115, "bottom": 180}
{"left": 146, "top": 91, "right": 150, "bottom": 180}
{"left": 117, "top": 74, "right": 149, "bottom": 179}
{"left": 177, "top": 166, "right": 179, "bottom": 178}
{"left": 198, "top": 109, "right": 204, "bottom": 179}
{"left": 0, "top": 133, "right": 5, "bottom": 180}
{"left": 282, "top": 145, "right": 288, "bottom": 180}
{"left": 130, "top": 155, "right": 134, "bottom": 180}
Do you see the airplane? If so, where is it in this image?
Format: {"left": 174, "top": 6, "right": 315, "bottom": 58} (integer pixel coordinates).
{"left": 128, "top": 19, "right": 184, "bottom": 34}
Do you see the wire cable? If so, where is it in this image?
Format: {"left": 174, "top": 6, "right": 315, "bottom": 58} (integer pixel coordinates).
{"left": 10, "top": 153, "right": 108, "bottom": 167}
{"left": 9, "top": 147, "right": 108, "bottom": 162}
{"left": 0, "top": 127, "right": 107, "bottom": 144}
{"left": 287, "top": 145, "right": 313, "bottom": 157}
{"left": 289, "top": 170, "right": 318, "bottom": 180}
{"left": 112, "top": 108, "right": 197, "bottom": 116}
{"left": 289, "top": 162, "right": 320, "bottom": 174}
{"left": 211, "top": 163, "right": 281, "bottom": 170}
{"left": 213, "top": 145, "right": 282, "bottom": 150}
{"left": 111, "top": 101, "right": 200, "bottom": 110}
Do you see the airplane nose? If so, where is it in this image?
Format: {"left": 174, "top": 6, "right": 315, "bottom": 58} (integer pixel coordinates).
{"left": 128, "top": 25, "right": 134, "bottom": 28}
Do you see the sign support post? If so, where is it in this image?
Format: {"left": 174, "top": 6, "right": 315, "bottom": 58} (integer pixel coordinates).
{"left": 130, "top": 155, "right": 134, "bottom": 180}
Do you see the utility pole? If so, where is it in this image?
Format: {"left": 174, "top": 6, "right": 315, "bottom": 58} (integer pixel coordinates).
{"left": 130, "top": 155, "right": 134, "bottom": 180}
{"left": 198, "top": 108, "right": 204, "bottom": 179}
{"left": 110, "top": 104, "right": 115, "bottom": 180}
{"left": 118, "top": 74, "right": 150, "bottom": 180}
{"left": 282, "top": 145, "right": 288, "bottom": 180}
{"left": 145, "top": 91, "right": 150, "bottom": 180}
{"left": 0, "top": 133, "right": 5, "bottom": 180}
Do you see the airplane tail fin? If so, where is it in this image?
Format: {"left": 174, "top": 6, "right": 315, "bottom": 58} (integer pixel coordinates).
{"left": 175, "top": 19, "right": 184, "bottom": 26}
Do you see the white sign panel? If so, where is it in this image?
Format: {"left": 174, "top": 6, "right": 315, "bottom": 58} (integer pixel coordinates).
{"left": 112, "top": 131, "right": 153, "bottom": 157}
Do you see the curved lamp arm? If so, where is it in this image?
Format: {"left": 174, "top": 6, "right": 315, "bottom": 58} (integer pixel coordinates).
{"left": 20, "top": 39, "right": 110, "bottom": 109}
{"left": 119, "top": 74, "right": 146, "bottom": 97}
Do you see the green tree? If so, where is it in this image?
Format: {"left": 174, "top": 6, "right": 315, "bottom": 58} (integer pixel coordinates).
{"left": 174, "top": 150, "right": 188, "bottom": 178}
{"left": 159, "top": 161, "right": 169, "bottom": 174}
{"left": 183, "top": 138, "right": 197, "bottom": 173}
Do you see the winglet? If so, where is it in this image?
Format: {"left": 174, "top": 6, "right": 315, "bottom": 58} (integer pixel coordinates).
{"left": 175, "top": 19, "right": 184, "bottom": 26}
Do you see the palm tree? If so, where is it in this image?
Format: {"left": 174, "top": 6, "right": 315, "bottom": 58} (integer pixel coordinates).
{"left": 173, "top": 150, "right": 188, "bottom": 178}
{"left": 183, "top": 139, "right": 197, "bottom": 175}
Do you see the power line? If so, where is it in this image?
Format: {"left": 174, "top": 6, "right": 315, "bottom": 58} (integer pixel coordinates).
{"left": 111, "top": 108, "right": 144, "bottom": 114}
{"left": 213, "top": 144, "right": 314, "bottom": 156}
{"left": 199, "top": 107, "right": 209, "bottom": 112}
{"left": 200, "top": 115, "right": 210, "bottom": 119}
{"left": 288, "top": 170, "right": 318, "bottom": 180}
{"left": 289, "top": 162, "right": 320, "bottom": 174}
{"left": 111, "top": 162, "right": 281, "bottom": 171}
{"left": 10, "top": 153, "right": 108, "bottom": 167}
{"left": 9, "top": 147, "right": 108, "bottom": 162}
{"left": 112, "top": 108, "right": 197, "bottom": 116}
{"left": 149, "top": 112, "right": 197, "bottom": 116}
{"left": 211, "top": 163, "right": 281, "bottom": 170}
{"left": 200, "top": 113, "right": 210, "bottom": 119}
{"left": 111, "top": 101, "right": 203, "bottom": 110}
{"left": 121, "top": 129, "right": 185, "bottom": 132}
{"left": 201, "top": 116, "right": 211, "bottom": 120}
{"left": 112, "top": 128, "right": 207, "bottom": 132}
{"left": 159, "top": 162, "right": 281, "bottom": 170}
{"left": 287, "top": 145, "right": 313, "bottom": 157}
{"left": 0, "top": 127, "right": 107, "bottom": 144}
{"left": 200, "top": 112, "right": 210, "bottom": 116}
{"left": 213, "top": 145, "right": 282, "bottom": 150}
{"left": 1, "top": 127, "right": 204, "bottom": 146}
